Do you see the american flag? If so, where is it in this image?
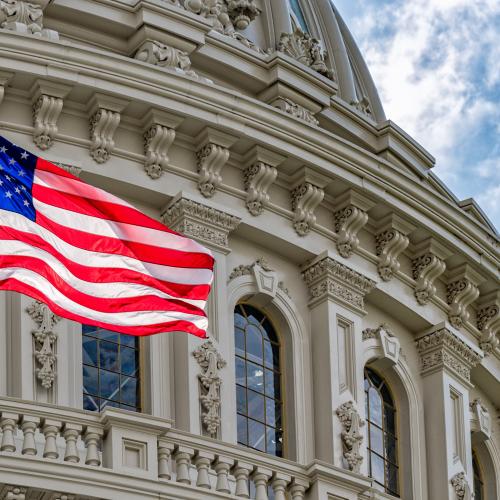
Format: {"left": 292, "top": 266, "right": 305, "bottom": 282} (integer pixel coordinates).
{"left": 0, "top": 135, "right": 214, "bottom": 337}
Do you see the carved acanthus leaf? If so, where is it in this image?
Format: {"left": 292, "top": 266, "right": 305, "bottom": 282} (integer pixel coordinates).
{"left": 411, "top": 252, "right": 446, "bottom": 305}
{"left": 334, "top": 205, "right": 368, "bottom": 258}
{"left": 0, "top": 0, "right": 58, "bottom": 39}
{"left": 477, "top": 297, "right": 500, "bottom": 355}
{"left": 446, "top": 279, "right": 479, "bottom": 329}
{"left": 336, "top": 401, "right": 364, "bottom": 473}
{"left": 27, "top": 300, "right": 60, "bottom": 390}
{"left": 375, "top": 229, "right": 409, "bottom": 281}
{"left": 291, "top": 182, "right": 324, "bottom": 236}
{"left": 32, "top": 95, "right": 63, "bottom": 150}
{"left": 196, "top": 143, "right": 230, "bottom": 198}
{"left": 143, "top": 124, "right": 175, "bottom": 179}
{"left": 193, "top": 340, "right": 226, "bottom": 437}
{"left": 89, "top": 108, "right": 121, "bottom": 164}
{"left": 451, "top": 472, "right": 471, "bottom": 500}
{"left": 243, "top": 162, "right": 277, "bottom": 216}
{"left": 278, "top": 28, "right": 333, "bottom": 79}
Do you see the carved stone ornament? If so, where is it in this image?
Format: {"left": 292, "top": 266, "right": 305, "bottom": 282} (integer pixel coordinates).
{"left": 273, "top": 97, "right": 319, "bottom": 126}
{"left": 451, "top": 472, "right": 472, "bottom": 500}
{"left": 336, "top": 401, "right": 364, "bottom": 473}
{"left": 243, "top": 161, "right": 277, "bottom": 216}
{"left": 162, "top": 195, "right": 241, "bottom": 252}
{"left": 278, "top": 28, "right": 333, "bottom": 79}
{"left": 291, "top": 182, "right": 324, "bottom": 236}
{"left": 415, "top": 326, "right": 481, "bottom": 384}
{"left": 89, "top": 108, "right": 121, "bottom": 164}
{"left": 27, "top": 300, "right": 61, "bottom": 390}
{"left": 446, "top": 265, "right": 482, "bottom": 329}
{"left": 362, "top": 324, "right": 400, "bottom": 366}
{"left": 32, "top": 94, "right": 63, "bottom": 150}
{"left": 135, "top": 41, "right": 202, "bottom": 79}
{"left": 0, "top": 0, "right": 58, "bottom": 39}
{"left": 412, "top": 252, "right": 446, "bottom": 306}
{"left": 197, "top": 143, "right": 230, "bottom": 198}
{"left": 350, "top": 96, "right": 372, "bottom": 117}
{"left": 469, "top": 398, "right": 491, "bottom": 442}
{"left": 193, "top": 340, "right": 227, "bottom": 437}
{"left": 0, "top": 71, "right": 13, "bottom": 107}
{"left": 0, "top": 485, "right": 27, "bottom": 500}
{"left": 302, "top": 255, "right": 376, "bottom": 313}
{"left": 143, "top": 124, "right": 175, "bottom": 179}
{"left": 477, "top": 293, "right": 500, "bottom": 355}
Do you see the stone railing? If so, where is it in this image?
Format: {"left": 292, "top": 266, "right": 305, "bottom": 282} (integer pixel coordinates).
{"left": 0, "top": 397, "right": 310, "bottom": 499}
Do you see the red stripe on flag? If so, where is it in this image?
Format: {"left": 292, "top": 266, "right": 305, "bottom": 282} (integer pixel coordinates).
{"left": 36, "top": 158, "right": 82, "bottom": 181}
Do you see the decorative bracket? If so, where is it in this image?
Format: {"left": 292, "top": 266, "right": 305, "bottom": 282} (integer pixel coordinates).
{"left": 410, "top": 238, "right": 449, "bottom": 305}
{"left": 334, "top": 190, "right": 374, "bottom": 258}
{"left": 242, "top": 146, "right": 283, "bottom": 216}
{"left": 362, "top": 323, "right": 400, "bottom": 366}
{"left": 0, "top": 71, "right": 13, "bottom": 107}
{"left": 88, "top": 94, "right": 128, "bottom": 164}
{"left": 469, "top": 398, "right": 491, "bottom": 442}
{"left": 27, "top": 300, "right": 60, "bottom": 390}
{"left": 192, "top": 340, "right": 226, "bottom": 438}
{"left": 375, "top": 214, "right": 415, "bottom": 281}
{"left": 141, "top": 110, "right": 183, "bottom": 179}
{"left": 290, "top": 168, "right": 329, "bottom": 236}
{"left": 30, "top": 80, "right": 71, "bottom": 150}
{"left": 0, "top": 0, "right": 58, "bottom": 39}
{"left": 195, "top": 128, "right": 237, "bottom": 198}
{"left": 335, "top": 401, "right": 364, "bottom": 473}
{"left": 477, "top": 291, "right": 500, "bottom": 355}
{"left": 451, "top": 472, "right": 472, "bottom": 500}
{"left": 446, "top": 264, "right": 483, "bottom": 329}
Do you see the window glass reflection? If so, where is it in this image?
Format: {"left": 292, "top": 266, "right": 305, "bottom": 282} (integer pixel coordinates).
{"left": 82, "top": 326, "right": 141, "bottom": 412}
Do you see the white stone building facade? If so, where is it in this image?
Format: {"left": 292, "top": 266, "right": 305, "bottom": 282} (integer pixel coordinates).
{"left": 0, "top": 1, "right": 498, "bottom": 499}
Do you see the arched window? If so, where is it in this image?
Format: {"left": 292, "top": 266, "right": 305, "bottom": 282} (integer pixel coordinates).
{"left": 82, "top": 325, "right": 141, "bottom": 412}
{"left": 365, "top": 367, "right": 399, "bottom": 497}
{"left": 234, "top": 303, "right": 283, "bottom": 457}
{"left": 473, "top": 452, "right": 485, "bottom": 500}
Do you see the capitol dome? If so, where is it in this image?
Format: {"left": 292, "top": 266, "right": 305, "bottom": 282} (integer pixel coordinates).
{"left": 0, "top": 1, "right": 498, "bottom": 499}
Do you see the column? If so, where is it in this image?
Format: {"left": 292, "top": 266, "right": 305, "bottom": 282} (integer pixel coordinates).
{"left": 301, "top": 251, "right": 376, "bottom": 470}
{"left": 416, "top": 323, "right": 482, "bottom": 500}
{"left": 162, "top": 193, "right": 240, "bottom": 439}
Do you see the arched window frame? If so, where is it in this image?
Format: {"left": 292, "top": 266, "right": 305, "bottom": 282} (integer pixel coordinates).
{"left": 473, "top": 451, "right": 485, "bottom": 500}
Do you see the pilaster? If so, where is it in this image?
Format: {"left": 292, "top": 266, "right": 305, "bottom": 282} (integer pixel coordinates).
{"left": 416, "top": 323, "right": 482, "bottom": 500}
{"left": 302, "top": 251, "right": 376, "bottom": 468}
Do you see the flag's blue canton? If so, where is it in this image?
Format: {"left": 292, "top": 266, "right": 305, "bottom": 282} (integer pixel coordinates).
{"left": 0, "top": 136, "right": 36, "bottom": 222}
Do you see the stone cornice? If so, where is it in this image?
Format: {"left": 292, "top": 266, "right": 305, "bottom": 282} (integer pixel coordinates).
{"left": 415, "top": 324, "right": 482, "bottom": 385}
{"left": 301, "top": 254, "right": 376, "bottom": 313}
{"left": 162, "top": 194, "right": 241, "bottom": 253}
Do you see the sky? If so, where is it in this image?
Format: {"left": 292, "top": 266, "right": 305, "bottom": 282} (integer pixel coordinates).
{"left": 333, "top": 0, "right": 500, "bottom": 232}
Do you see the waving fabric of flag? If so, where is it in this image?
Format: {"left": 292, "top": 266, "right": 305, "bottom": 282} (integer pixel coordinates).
{"left": 0, "top": 135, "right": 214, "bottom": 337}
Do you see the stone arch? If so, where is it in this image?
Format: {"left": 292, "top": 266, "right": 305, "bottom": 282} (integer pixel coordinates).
{"left": 363, "top": 330, "right": 426, "bottom": 500}
{"left": 227, "top": 267, "right": 313, "bottom": 464}
{"left": 472, "top": 431, "right": 500, "bottom": 499}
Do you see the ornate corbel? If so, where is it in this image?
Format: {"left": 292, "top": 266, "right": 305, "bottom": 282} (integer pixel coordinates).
{"left": 88, "top": 94, "right": 128, "bottom": 164}
{"left": 27, "top": 300, "right": 60, "bottom": 390}
{"left": 277, "top": 28, "right": 333, "bottom": 79}
{"left": 477, "top": 291, "right": 500, "bottom": 354}
{"left": 242, "top": 146, "right": 283, "bottom": 216}
{"left": 141, "top": 110, "right": 183, "bottom": 179}
{"left": 0, "top": 0, "right": 58, "bottom": 39}
{"left": 335, "top": 401, "right": 364, "bottom": 473}
{"left": 195, "top": 128, "right": 237, "bottom": 198}
{"left": 301, "top": 253, "right": 376, "bottom": 313}
{"left": 30, "top": 80, "right": 71, "bottom": 150}
{"left": 333, "top": 190, "right": 374, "bottom": 258}
{"left": 375, "top": 214, "right": 415, "bottom": 281}
{"left": 446, "top": 264, "right": 483, "bottom": 329}
{"left": 162, "top": 193, "right": 241, "bottom": 254}
{"left": 451, "top": 472, "right": 472, "bottom": 500}
{"left": 193, "top": 340, "right": 226, "bottom": 438}
{"left": 469, "top": 398, "right": 491, "bottom": 442}
{"left": 0, "top": 71, "right": 13, "bottom": 107}
{"left": 410, "top": 238, "right": 449, "bottom": 305}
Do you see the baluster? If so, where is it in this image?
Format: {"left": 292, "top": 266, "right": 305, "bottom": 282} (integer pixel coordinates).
{"left": 158, "top": 441, "right": 175, "bottom": 480}
{"left": 252, "top": 467, "right": 272, "bottom": 500}
{"left": 174, "top": 446, "right": 194, "bottom": 484}
{"left": 289, "top": 481, "right": 308, "bottom": 500}
{"left": 42, "top": 419, "right": 62, "bottom": 459}
{"left": 195, "top": 451, "right": 214, "bottom": 489}
{"left": 214, "top": 456, "right": 234, "bottom": 493}
{"left": 0, "top": 412, "right": 19, "bottom": 452}
{"left": 63, "top": 423, "right": 82, "bottom": 463}
{"left": 84, "top": 425, "right": 103, "bottom": 466}
{"left": 271, "top": 473, "right": 291, "bottom": 500}
{"left": 21, "top": 415, "right": 40, "bottom": 455}
{"left": 233, "top": 461, "right": 252, "bottom": 498}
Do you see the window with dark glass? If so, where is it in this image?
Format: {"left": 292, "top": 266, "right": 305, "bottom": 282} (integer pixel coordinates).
{"left": 289, "top": 0, "right": 308, "bottom": 32}
{"left": 234, "top": 303, "right": 283, "bottom": 457}
{"left": 82, "top": 326, "right": 141, "bottom": 412}
{"left": 473, "top": 452, "right": 484, "bottom": 500}
{"left": 365, "top": 367, "right": 399, "bottom": 497}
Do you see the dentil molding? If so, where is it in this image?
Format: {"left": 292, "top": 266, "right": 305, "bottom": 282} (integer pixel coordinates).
{"left": 162, "top": 194, "right": 241, "bottom": 253}
{"left": 301, "top": 253, "right": 376, "bottom": 313}
{"left": 335, "top": 401, "right": 364, "bottom": 473}
{"left": 415, "top": 324, "right": 482, "bottom": 385}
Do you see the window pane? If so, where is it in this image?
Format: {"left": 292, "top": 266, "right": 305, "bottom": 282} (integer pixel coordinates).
{"left": 235, "top": 328, "right": 245, "bottom": 357}
{"left": 83, "top": 365, "right": 98, "bottom": 396}
{"left": 368, "top": 387, "right": 383, "bottom": 426}
{"left": 247, "top": 361, "right": 265, "bottom": 393}
{"left": 235, "top": 357, "right": 246, "bottom": 385}
{"left": 246, "top": 324, "right": 263, "bottom": 362}
{"left": 265, "top": 369, "right": 281, "bottom": 400}
{"left": 100, "top": 370, "right": 120, "bottom": 401}
{"left": 248, "top": 419, "right": 266, "bottom": 452}
{"left": 83, "top": 394, "right": 99, "bottom": 411}
{"left": 369, "top": 424, "right": 384, "bottom": 456}
{"left": 82, "top": 337, "right": 98, "bottom": 366}
{"left": 236, "top": 385, "right": 247, "bottom": 414}
{"left": 120, "top": 333, "right": 137, "bottom": 347}
{"left": 386, "top": 434, "right": 398, "bottom": 465}
{"left": 384, "top": 405, "right": 396, "bottom": 436}
{"left": 98, "top": 330, "right": 120, "bottom": 343}
{"left": 247, "top": 389, "right": 265, "bottom": 422}
{"left": 121, "top": 346, "right": 138, "bottom": 376}
{"left": 121, "top": 376, "right": 138, "bottom": 407}
{"left": 370, "top": 452, "right": 385, "bottom": 485}
{"left": 237, "top": 414, "right": 248, "bottom": 445}
{"left": 99, "top": 341, "right": 119, "bottom": 371}
{"left": 387, "top": 462, "right": 399, "bottom": 495}
{"left": 266, "top": 426, "right": 282, "bottom": 456}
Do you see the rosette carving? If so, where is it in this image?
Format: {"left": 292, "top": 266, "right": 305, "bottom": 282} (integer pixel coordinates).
{"left": 336, "top": 401, "right": 364, "bottom": 473}
{"left": 243, "top": 161, "right": 277, "bottom": 216}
